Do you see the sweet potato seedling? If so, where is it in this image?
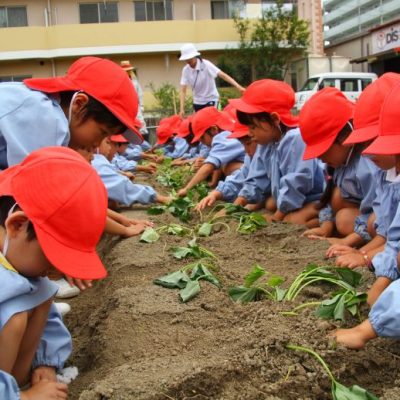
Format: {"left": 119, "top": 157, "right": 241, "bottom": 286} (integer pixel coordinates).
{"left": 286, "top": 344, "right": 378, "bottom": 400}
{"left": 171, "top": 238, "right": 216, "bottom": 260}
{"left": 154, "top": 260, "right": 221, "bottom": 302}
{"left": 228, "top": 264, "right": 286, "bottom": 304}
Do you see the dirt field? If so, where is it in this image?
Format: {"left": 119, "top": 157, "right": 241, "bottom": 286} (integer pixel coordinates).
{"left": 64, "top": 176, "right": 400, "bottom": 400}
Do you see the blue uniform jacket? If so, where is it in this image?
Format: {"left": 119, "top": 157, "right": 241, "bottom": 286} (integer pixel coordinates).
{"left": 92, "top": 154, "right": 156, "bottom": 205}
{"left": 0, "top": 262, "right": 71, "bottom": 400}
{"left": 216, "top": 154, "right": 252, "bottom": 202}
{"left": 238, "top": 144, "right": 272, "bottom": 204}
{"left": 319, "top": 154, "right": 382, "bottom": 241}
{"left": 204, "top": 131, "right": 245, "bottom": 169}
{"left": 0, "top": 83, "right": 69, "bottom": 169}
{"left": 163, "top": 137, "right": 189, "bottom": 159}
{"left": 111, "top": 153, "right": 138, "bottom": 172}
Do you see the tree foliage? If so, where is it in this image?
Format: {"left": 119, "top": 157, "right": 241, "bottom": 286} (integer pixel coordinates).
{"left": 218, "top": 1, "right": 309, "bottom": 84}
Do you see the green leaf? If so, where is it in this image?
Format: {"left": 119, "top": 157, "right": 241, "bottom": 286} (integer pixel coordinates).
{"left": 172, "top": 247, "right": 194, "bottom": 259}
{"left": 167, "top": 224, "right": 187, "bottom": 236}
{"left": 244, "top": 264, "right": 266, "bottom": 287}
{"left": 147, "top": 206, "right": 166, "bottom": 215}
{"left": 140, "top": 228, "right": 160, "bottom": 243}
{"left": 332, "top": 381, "right": 378, "bottom": 400}
{"left": 179, "top": 279, "right": 201, "bottom": 302}
{"left": 335, "top": 268, "right": 362, "bottom": 288}
{"left": 228, "top": 286, "right": 265, "bottom": 303}
{"left": 224, "top": 203, "right": 249, "bottom": 215}
{"left": 333, "top": 293, "right": 346, "bottom": 321}
{"left": 153, "top": 270, "right": 190, "bottom": 289}
{"left": 274, "top": 287, "right": 287, "bottom": 302}
{"left": 267, "top": 275, "right": 285, "bottom": 288}
{"left": 198, "top": 222, "right": 213, "bottom": 237}
{"left": 249, "top": 213, "right": 268, "bottom": 226}
{"left": 190, "top": 263, "right": 221, "bottom": 287}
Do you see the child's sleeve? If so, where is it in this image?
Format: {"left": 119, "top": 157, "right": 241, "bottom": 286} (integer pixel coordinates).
{"left": 318, "top": 204, "right": 334, "bottom": 225}
{"left": 372, "top": 204, "right": 400, "bottom": 281}
{"left": 199, "top": 143, "right": 210, "bottom": 158}
{"left": 111, "top": 155, "right": 138, "bottom": 172}
{"left": 167, "top": 138, "right": 189, "bottom": 159}
{"left": 353, "top": 159, "right": 382, "bottom": 242}
{"left": 0, "top": 370, "right": 20, "bottom": 400}
{"left": 369, "top": 279, "right": 400, "bottom": 338}
{"left": 124, "top": 145, "right": 143, "bottom": 161}
{"left": 204, "top": 59, "right": 221, "bottom": 79}
{"left": 238, "top": 145, "right": 271, "bottom": 204}
{"left": 205, "top": 135, "right": 244, "bottom": 169}
{"left": 32, "top": 303, "right": 72, "bottom": 372}
{"left": 94, "top": 158, "right": 156, "bottom": 205}
{"left": 216, "top": 156, "right": 250, "bottom": 202}
{"left": 372, "top": 174, "right": 387, "bottom": 239}
{"left": 277, "top": 134, "right": 324, "bottom": 214}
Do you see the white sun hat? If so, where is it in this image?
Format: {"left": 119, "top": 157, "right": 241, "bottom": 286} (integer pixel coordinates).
{"left": 179, "top": 43, "right": 201, "bottom": 61}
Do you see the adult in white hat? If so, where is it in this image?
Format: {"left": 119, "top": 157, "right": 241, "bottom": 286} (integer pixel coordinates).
{"left": 179, "top": 43, "right": 245, "bottom": 116}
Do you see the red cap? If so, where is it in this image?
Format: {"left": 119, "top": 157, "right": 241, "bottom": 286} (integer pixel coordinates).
{"left": 110, "top": 134, "right": 129, "bottom": 143}
{"left": 177, "top": 115, "right": 194, "bottom": 138}
{"left": 299, "top": 88, "right": 354, "bottom": 160}
{"left": 227, "top": 121, "right": 249, "bottom": 139}
{"left": 345, "top": 73, "right": 400, "bottom": 145}
{"left": 156, "top": 115, "right": 182, "bottom": 145}
{"left": 363, "top": 83, "right": 400, "bottom": 155}
{"left": 229, "top": 79, "right": 298, "bottom": 127}
{"left": 24, "top": 57, "right": 143, "bottom": 145}
{"left": 191, "top": 107, "right": 235, "bottom": 143}
{"left": 0, "top": 147, "right": 108, "bottom": 280}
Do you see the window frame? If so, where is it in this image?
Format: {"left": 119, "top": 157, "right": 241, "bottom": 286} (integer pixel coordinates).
{"left": 133, "top": 1, "right": 173, "bottom": 22}
{"left": 0, "top": 5, "right": 28, "bottom": 28}
{"left": 79, "top": 2, "right": 119, "bottom": 24}
{"left": 0, "top": 74, "right": 32, "bottom": 83}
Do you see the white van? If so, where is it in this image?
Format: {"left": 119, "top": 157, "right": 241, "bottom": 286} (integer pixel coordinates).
{"left": 295, "top": 72, "right": 377, "bottom": 111}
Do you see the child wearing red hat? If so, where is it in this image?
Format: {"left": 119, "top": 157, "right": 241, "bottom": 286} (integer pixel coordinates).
{"left": 230, "top": 79, "right": 324, "bottom": 225}
{"left": 195, "top": 121, "right": 260, "bottom": 211}
{"left": 177, "top": 107, "right": 245, "bottom": 197}
{"left": 0, "top": 147, "right": 109, "bottom": 399}
{"left": 0, "top": 56, "right": 142, "bottom": 170}
{"left": 110, "top": 135, "right": 157, "bottom": 176}
{"left": 334, "top": 82, "right": 400, "bottom": 349}
{"left": 300, "top": 87, "right": 383, "bottom": 245}
{"left": 92, "top": 137, "right": 171, "bottom": 208}
{"left": 324, "top": 74, "right": 400, "bottom": 270}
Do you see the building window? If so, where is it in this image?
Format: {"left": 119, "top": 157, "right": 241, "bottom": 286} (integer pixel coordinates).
{"left": 79, "top": 2, "right": 119, "bottom": 24}
{"left": 211, "top": 1, "right": 246, "bottom": 19}
{"left": 0, "top": 6, "right": 28, "bottom": 27}
{"left": 0, "top": 75, "right": 32, "bottom": 83}
{"left": 134, "top": 1, "right": 173, "bottom": 21}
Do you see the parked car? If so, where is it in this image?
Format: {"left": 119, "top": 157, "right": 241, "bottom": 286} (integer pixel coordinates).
{"left": 295, "top": 72, "right": 378, "bottom": 111}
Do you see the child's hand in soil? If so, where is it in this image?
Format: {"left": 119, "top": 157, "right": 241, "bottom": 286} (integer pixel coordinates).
{"left": 122, "top": 223, "right": 147, "bottom": 237}
{"left": 335, "top": 252, "right": 367, "bottom": 269}
{"left": 31, "top": 366, "right": 57, "bottom": 385}
{"left": 21, "top": 381, "right": 68, "bottom": 400}
{"left": 302, "top": 227, "right": 329, "bottom": 238}
{"left": 65, "top": 276, "right": 92, "bottom": 291}
{"left": 195, "top": 193, "right": 218, "bottom": 211}
{"left": 326, "top": 244, "right": 357, "bottom": 258}
{"left": 332, "top": 320, "right": 377, "bottom": 349}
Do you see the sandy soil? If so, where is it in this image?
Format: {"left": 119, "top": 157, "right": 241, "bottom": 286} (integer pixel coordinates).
{"left": 64, "top": 177, "right": 400, "bottom": 400}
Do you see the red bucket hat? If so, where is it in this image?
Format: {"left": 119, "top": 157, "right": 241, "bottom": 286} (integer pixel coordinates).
{"left": 227, "top": 121, "right": 249, "bottom": 139}
{"left": 0, "top": 147, "right": 108, "bottom": 280}
{"left": 191, "top": 107, "right": 235, "bottom": 143}
{"left": 156, "top": 115, "right": 182, "bottom": 145}
{"left": 24, "top": 57, "right": 143, "bottom": 145}
{"left": 229, "top": 79, "right": 298, "bottom": 127}
{"left": 345, "top": 73, "right": 400, "bottom": 145}
{"left": 177, "top": 115, "right": 194, "bottom": 138}
{"left": 110, "top": 134, "right": 129, "bottom": 143}
{"left": 299, "top": 87, "right": 354, "bottom": 160}
{"left": 363, "top": 83, "right": 400, "bottom": 155}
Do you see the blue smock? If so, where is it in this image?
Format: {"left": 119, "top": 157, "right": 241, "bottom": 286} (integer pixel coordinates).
{"left": 0, "top": 259, "right": 71, "bottom": 400}
{"left": 162, "top": 137, "right": 189, "bottom": 159}
{"left": 268, "top": 128, "right": 324, "bottom": 214}
{"left": 369, "top": 279, "right": 400, "bottom": 338}
{"left": 216, "top": 154, "right": 252, "bottom": 202}
{"left": 124, "top": 141, "right": 152, "bottom": 161}
{"left": 204, "top": 131, "right": 245, "bottom": 169}
{"left": 92, "top": 154, "right": 156, "bottom": 205}
{"left": 111, "top": 153, "right": 138, "bottom": 172}
{"left": 238, "top": 144, "right": 272, "bottom": 204}
{"left": 0, "top": 82, "right": 69, "bottom": 169}
{"left": 319, "top": 154, "right": 382, "bottom": 241}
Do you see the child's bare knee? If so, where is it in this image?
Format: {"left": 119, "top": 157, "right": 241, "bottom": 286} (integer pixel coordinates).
{"left": 265, "top": 197, "right": 277, "bottom": 212}
{"left": 336, "top": 208, "right": 357, "bottom": 236}
{"left": 4, "top": 312, "right": 28, "bottom": 337}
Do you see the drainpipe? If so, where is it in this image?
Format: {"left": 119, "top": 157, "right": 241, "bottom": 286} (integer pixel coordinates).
{"left": 47, "top": 0, "right": 52, "bottom": 25}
